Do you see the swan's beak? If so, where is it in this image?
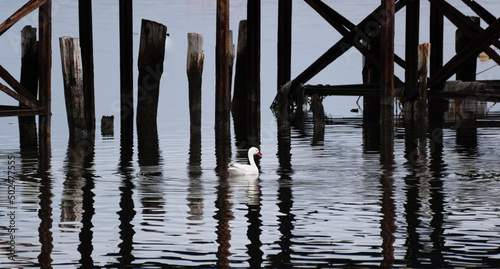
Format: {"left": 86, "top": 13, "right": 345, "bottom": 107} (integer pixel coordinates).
{"left": 257, "top": 152, "right": 262, "bottom": 158}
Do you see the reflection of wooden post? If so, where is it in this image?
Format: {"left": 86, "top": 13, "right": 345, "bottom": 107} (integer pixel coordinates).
{"left": 187, "top": 33, "right": 204, "bottom": 134}
{"left": 19, "top": 26, "right": 38, "bottom": 148}
{"left": 215, "top": 0, "right": 231, "bottom": 138}
{"left": 136, "top": 19, "right": 167, "bottom": 133}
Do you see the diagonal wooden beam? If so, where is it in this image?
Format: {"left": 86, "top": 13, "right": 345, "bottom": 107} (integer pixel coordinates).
{"left": 0, "top": 0, "right": 47, "bottom": 37}
{"left": 303, "top": 0, "right": 406, "bottom": 71}
{"left": 0, "top": 83, "right": 39, "bottom": 109}
{"left": 462, "top": 0, "right": 497, "bottom": 25}
{"left": 429, "top": 0, "right": 500, "bottom": 65}
{"left": 291, "top": 0, "right": 408, "bottom": 89}
{"left": 0, "top": 65, "right": 40, "bottom": 107}
{"left": 429, "top": 16, "right": 500, "bottom": 88}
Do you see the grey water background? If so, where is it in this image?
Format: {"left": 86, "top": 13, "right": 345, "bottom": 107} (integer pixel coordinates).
{"left": 1, "top": 0, "right": 500, "bottom": 267}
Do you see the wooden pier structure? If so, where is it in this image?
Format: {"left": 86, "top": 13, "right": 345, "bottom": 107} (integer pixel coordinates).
{"left": 273, "top": 0, "right": 500, "bottom": 128}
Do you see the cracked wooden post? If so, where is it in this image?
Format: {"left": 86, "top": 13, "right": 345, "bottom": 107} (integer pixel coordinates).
{"left": 187, "top": 33, "right": 204, "bottom": 135}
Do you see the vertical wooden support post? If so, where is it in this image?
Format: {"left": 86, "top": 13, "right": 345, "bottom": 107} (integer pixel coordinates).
{"left": 429, "top": 1, "right": 445, "bottom": 126}
{"left": 187, "top": 33, "right": 204, "bottom": 134}
{"left": 19, "top": 26, "right": 38, "bottom": 148}
{"left": 137, "top": 19, "right": 167, "bottom": 133}
{"left": 416, "top": 43, "right": 431, "bottom": 123}
{"left": 215, "top": 0, "right": 231, "bottom": 138}
{"left": 380, "top": 0, "right": 395, "bottom": 125}
{"left": 456, "top": 16, "right": 480, "bottom": 82}
{"left": 38, "top": 0, "right": 51, "bottom": 150}
{"left": 60, "top": 37, "right": 86, "bottom": 140}
{"left": 247, "top": 0, "right": 261, "bottom": 137}
{"left": 78, "top": 0, "right": 95, "bottom": 131}
{"left": 278, "top": 0, "right": 292, "bottom": 90}
{"left": 404, "top": 0, "right": 420, "bottom": 121}
{"left": 119, "top": 0, "right": 133, "bottom": 137}
{"left": 362, "top": 36, "right": 380, "bottom": 123}
{"left": 232, "top": 20, "right": 248, "bottom": 123}
{"left": 380, "top": 0, "right": 395, "bottom": 172}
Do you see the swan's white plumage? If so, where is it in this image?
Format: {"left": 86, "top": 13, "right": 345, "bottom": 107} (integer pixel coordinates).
{"left": 228, "top": 147, "right": 262, "bottom": 176}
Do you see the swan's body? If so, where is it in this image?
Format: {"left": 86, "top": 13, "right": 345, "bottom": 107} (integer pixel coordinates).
{"left": 228, "top": 147, "right": 262, "bottom": 176}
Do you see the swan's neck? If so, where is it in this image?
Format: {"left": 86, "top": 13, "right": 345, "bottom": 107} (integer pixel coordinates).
{"left": 248, "top": 152, "right": 257, "bottom": 169}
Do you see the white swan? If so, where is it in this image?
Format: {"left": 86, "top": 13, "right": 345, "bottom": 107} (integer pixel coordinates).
{"left": 228, "top": 147, "right": 262, "bottom": 176}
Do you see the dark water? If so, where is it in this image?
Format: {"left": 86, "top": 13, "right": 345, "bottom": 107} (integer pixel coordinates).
{"left": 2, "top": 1, "right": 500, "bottom": 268}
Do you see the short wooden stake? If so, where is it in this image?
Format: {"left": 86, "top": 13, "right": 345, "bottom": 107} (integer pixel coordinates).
{"left": 311, "top": 94, "right": 325, "bottom": 145}
{"left": 101, "top": 115, "right": 114, "bottom": 136}
{"left": 187, "top": 33, "right": 204, "bottom": 134}
{"left": 19, "top": 26, "right": 39, "bottom": 148}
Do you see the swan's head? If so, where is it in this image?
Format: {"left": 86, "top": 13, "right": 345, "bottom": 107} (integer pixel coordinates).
{"left": 249, "top": 147, "right": 262, "bottom": 158}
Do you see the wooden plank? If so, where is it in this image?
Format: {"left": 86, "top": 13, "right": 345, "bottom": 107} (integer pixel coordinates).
{"left": 0, "top": 0, "right": 46, "bottom": 36}
{"left": 0, "top": 65, "right": 40, "bottom": 108}
{"left": 0, "top": 106, "right": 44, "bottom": 117}
{"left": 303, "top": 84, "right": 380, "bottom": 96}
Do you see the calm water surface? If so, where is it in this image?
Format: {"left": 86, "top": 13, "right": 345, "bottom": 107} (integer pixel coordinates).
{"left": 2, "top": 1, "right": 500, "bottom": 268}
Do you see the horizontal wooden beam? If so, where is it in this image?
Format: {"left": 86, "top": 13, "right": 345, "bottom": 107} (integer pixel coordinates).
{"left": 303, "top": 83, "right": 380, "bottom": 96}
{"left": 0, "top": 106, "right": 44, "bottom": 117}
{"left": 0, "top": 0, "right": 46, "bottom": 37}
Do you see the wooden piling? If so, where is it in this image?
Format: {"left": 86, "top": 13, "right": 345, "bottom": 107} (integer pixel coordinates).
{"left": 405, "top": 0, "right": 420, "bottom": 102}
{"left": 119, "top": 0, "right": 133, "bottom": 137}
{"left": 380, "top": 0, "right": 395, "bottom": 125}
{"left": 362, "top": 36, "right": 380, "bottom": 123}
{"left": 38, "top": 0, "right": 52, "bottom": 149}
{"left": 278, "top": 0, "right": 292, "bottom": 90}
{"left": 59, "top": 37, "right": 86, "bottom": 139}
{"left": 215, "top": 0, "right": 231, "bottom": 138}
{"left": 101, "top": 115, "right": 114, "bottom": 136}
{"left": 137, "top": 19, "right": 167, "bottom": 133}
{"left": 429, "top": 1, "right": 445, "bottom": 126}
{"left": 247, "top": 0, "right": 261, "bottom": 131}
{"left": 311, "top": 94, "right": 325, "bottom": 145}
{"left": 456, "top": 16, "right": 480, "bottom": 82}
{"left": 19, "top": 25, "right": 38, "bottom": 148}
{"left": 232, "top": 20, "right": 248, "bottom": 124}
{"left": 187, "top": 33, "right": 204, "bottom": 134}
{"left": 78, "top": 0, "right": 95, "bottom": 131}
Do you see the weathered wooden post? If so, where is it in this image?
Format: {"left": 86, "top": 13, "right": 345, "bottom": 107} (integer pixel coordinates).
{"left": 380, "top": 0, "right": 395, "bottom": 167}
{"left": 428, "top": 1, "right": 445, "bottom": 127}
{"left": 137, "top": 19, "right": 167, "bottom": 167}
{"left": 403, "top": 0, "right": 420, "bottom": 123}
{"left": 19, "top": 26, "right": 38, "bottom": 148}
{"left": 311, "top": 94, "right": 324, "bottom": 145}
{"left": 456, "top": 16, "right": 480, "bottom": 82}
{"left": 59, "top": 37, "right": 87, "bottom": 139}
{"left": 247, "top": 0, "right": 261, "bottom": 135}
{"left": 187, "top": 33, "right": 204, "bottom": 134}
{"left": 78, "top": 0, "right": 95, "bottom": 131}
{"left": 215, "top": 0, "right": 231, "bottom": 139}
{"left": 232, "top": 20, "right": 248, "bottom": 118}
{"left": 38, "top": 0, "right": 52, "bottom": 151}
{"left": 101, "top": 116, "right": 114, "bottom": 136}
{"left": 119, "top": 0, "right": 133, "bottom": 137}
{"left": 136, "top": 19, "right": 167, "bottom": 133}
